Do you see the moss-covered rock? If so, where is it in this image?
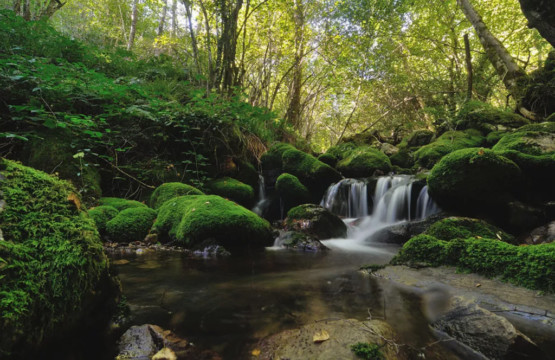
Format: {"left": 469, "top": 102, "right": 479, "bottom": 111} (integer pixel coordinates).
{"left": 392, "top": 233, "right": 555, "bottom": 292}
{"left": 231, "top": 159, "right": 260, "bottom": 189}
{"left": 0, "top": 159, "right": 117, "bottom": 356}
{"left": 149, "top": 182, "right": 204, "bottom": 209}
{"left": 261, "top": 142, "right": 296, "bottom": 170}
{"left": 275, "top": 231, "right": 328, "bottom": 252}
{"left": 99, "top": 197, "right": 147, "bottom": 211}
{"left": 492, "top": 129, "right": 555, "bottom": 156}
{"left": 427, "top": 148, "right": 521, "bottom": 214}
{"left": 88, "top": 205, "right": 119, "bottom": 235}
{"left": 152, "top": 195, "right": 273, "bottom": 252}
{"left": 275, "top": 173, "right": 311, "bottom": 213}
{"left": 414, "top": 130, "right": 485, "bottom": 169}
{"left": 317, "top": 153, "right": 339, "bottom": 168}
{"left": 325, "top": 142, "right": 358, "bottom": 161}
{"left": 455, "top": 101, "right": 529, "bottom": 133}
{"left": 105, "top": 207, "right": 157, "bottom": 243}
{"left": 425, "top": 217, "right": 515, "bottom": 244}
{"left": 336, "top": 146, "right": 392, "bottom": 178}
{"left": 207, "top": 177, "right": 255, "bottom": 208}
{"left": 285, "top": 204, "right": 347, "bottom": 239}
{"left": 389, "top": 148, "right": 414, "bottom": 169}
{"left": 406, "top": 130, "right": 434, "bottom": 148}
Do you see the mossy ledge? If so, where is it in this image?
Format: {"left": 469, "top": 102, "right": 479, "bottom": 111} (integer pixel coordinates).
{"left": 152, "top": 195, "right": 273, "bottom": 252}
{"left": 0, "top": 159, "right": 119, "bottom": 357}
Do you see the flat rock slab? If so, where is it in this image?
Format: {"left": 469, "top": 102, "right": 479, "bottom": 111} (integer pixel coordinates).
{"left": 255, "top": 318, "right": 408, "bottom": 360}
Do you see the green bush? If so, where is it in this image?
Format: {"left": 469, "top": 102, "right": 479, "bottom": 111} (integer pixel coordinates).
{"left": 414, "top": 130, "right": 485, "bottom": 168}
{"left": 149, "top": 182, "right": 204, "bottom": 209}
{"left": 152, "top": 195, "right": 272, "bottom": 251}
{"left": 98, "top": 197, "right": 147, "bottom": 211}
{"left": 105, "top": 207, "right": 157, "bottom": 242}
{"left": 207, "top": 177, "right": 255, "bottom": 208}
{"left": 0, "top": 159, "right": 114, "bottom": 355}
{"left": 350, "top": 342, "right": 384, "bottom": 360}
{"left": 88, "top": 205, "right": 119, "bottom": 234}
{"left": 336, "top": 146, "right": 392, "bottom": 177}
{"left": 275, "top": 173, "right": 311, "bottom": 211}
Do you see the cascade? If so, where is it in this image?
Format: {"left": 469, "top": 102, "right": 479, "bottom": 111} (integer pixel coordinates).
{"left": 320, "top": 178, "right": 370, "bottom": 218}
{"left": 252, "top": 174, "right": 270, "bottom": 216}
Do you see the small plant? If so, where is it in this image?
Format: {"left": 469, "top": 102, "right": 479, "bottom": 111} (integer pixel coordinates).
{"left": 350, "top": 342, "right": 384, "bottom": 360}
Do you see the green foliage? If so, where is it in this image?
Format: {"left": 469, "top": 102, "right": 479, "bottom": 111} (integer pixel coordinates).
{"left": 206, "top": 177, "right": 255, "bottom": 208}
{"left": 0, "top": 159, "right": 111, "bottom": 355}
{"left": 99, "top": 197, "right": 147, "bottom": 211}
{"left": 105, "top": 207, "right": 157, "bottom": 242}
{"left": 350, "top": 342, "right": 384, "bottom": 360}
{"left": 152, "top": 195, "right": 273, "bottom": 251}
{"left": 88, "top": 205, "right": 119, "bottom": 234}
{"left": 392, "top": 233, "right": 555, "bottom": 292}
{"left": 414, "top": 130, "right": 485, "bottom": 168}
{"left": 426, "top": 217, "right": 515, "bottom": 244}
{"left": 336, "top": 146, "right": 392, "bottom": 177}
{"left": 275, "top": 173, "right": 311, "bottom": 211}
{"left": 149, "top": 182, "right": 204, "bottom": 209}
{"left": 427, "top": 148, "right": 520, "bottom": 214}
{"left": 455, "top": 101, "right": 529, "bottom": 133}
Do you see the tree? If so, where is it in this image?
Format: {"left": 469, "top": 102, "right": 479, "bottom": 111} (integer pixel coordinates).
{"left": 519, "top": 0, "right": 555, "bottom": 48}
{"left": 127, "top": 0, "right": 139, "bottom": 50}
{"left": 11, "top": 0, "right": 66, "bottom": 20}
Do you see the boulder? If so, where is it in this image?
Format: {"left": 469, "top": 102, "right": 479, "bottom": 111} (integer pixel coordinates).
{"left": 256, "top": 319, "right": 408, "bottom": 360}
{"left": 275, "top": 173, "right": 310, "bottom": 213}
{"left": 106, "top": 207, "right": 157, "bottom": 243}
{"left": 149, "top": 182, "right": 204, "bottom": 209}
{"left": 370, "top": 213, "right": 446, "bottom": 244}
{"left": 414, "top": 130, "right": 485, "bottom": 169}
{"left": 152, "top": 195, "right": 273, "bottom": 252}
{"left": 99, "top": 197, "right": 147, "bottom": 211}
{"left": 206, "top": 177, "right": 255, "bottom": 208}
{"left": 380, "top": 143, "right": 399, "bottom": 156}
{"left": 406, "top": 129, "right": 434, "bottom": 147}
{"left": 454, "top": 100, "right": 529, "bottom": 134}
{"left": 88, "top": 205, "right": 119, "bottom": 234}
{"left": 336, "top": 146, "right": 392, "bottom": 178}
{"left": 273, "top": 231, "right": 328, "bottom": 252}
{"left": 284, "top": 204, "right": 347, "bottom": 239}
{"left": 520, "top": 221, "right": 555, "bottom": 244}
{"left": 430, "top": 297, "right": 545, "bottom": 360}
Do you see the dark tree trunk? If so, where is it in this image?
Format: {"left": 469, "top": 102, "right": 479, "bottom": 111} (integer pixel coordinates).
{"left": 157, "top": 0, "right": 168, "bottom": 36}
{"left": 464, "top": 33, "right": 473, "bottom": 101}
{"left": 519, "top": 0, "right": 555, "bottom": 48}
{"left": 217, "top": 0, "right": 244, "bottom": 94}
{"left": 127, "top": 0, "right": 139, "bottom": 51}
{"left": 286, "top": 0, "right": 305, "bottom": 130}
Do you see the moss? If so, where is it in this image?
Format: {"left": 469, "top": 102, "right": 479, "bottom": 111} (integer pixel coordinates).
{"left": 426, "top": 217, "right": 515, "bottom": 244}
{"left": 455, "top": 100, "right": 529, "bottom": 133}
{"left": 547, "top": 113, "right": 555, "bottom": 122}
{"left": 427, "top": 148, "right": 521, "bottom": 214}
{"left": 207, "top": 177, "right": 255, "bottom": 208}
{"left": 105, "top": 207, "right": 157, "bottom": 243}
{"left": 0, "top": 159, "right": 113, "bottom": 355}
{"left": 392, "top": 233, "right": 555, "bottom": 292}
{"left": 261, "top": 142, "right": 296, "bottom": 170}
{"left": 406, "top": 130, "right": 434, "bottom": 148}
{"left": 492, "top": 130, "right": 555, "bottom": 156}
{"left": 275, "top": 173, "right": 311, "bottom": 212}
{"left": 152, "top": 195, "right": 272, "bottom": 251}
{"left": 414, "top": 130, "right": 485, "bottom": 168}
{"left": 485, "top": 130, "right": 509, "bottom": 146}
{"left": 98, "top": 197, "right": 147, "bottom": 211}
{"left": 282, "top": 148, "right": 342, "bottom": 200}
{"left": 389, "top": 148, "right": 414, "bottom": 168}
{"left": 350, "top": 342, "right": 384, "bottom": 360}
{"left": 325, "top": 142, "right": 358, "bottom": 161}
{"left": 285, "top": 204, "right": 347, "bottom": 239}
{"left": 317, "top": 153, "right": 339, "bottom": 168}
{"left": 88, "top": 205, "right": 119, "bottom": 234}
{"left": 149, "top": 182, "right": 204, "bottom": 209}
{"left": 231, "top": 159, "right": 259, "bottom": 189}
{"left": 520, "top": 54, "right": 555, "bottom": 118}
{"left": 336, "top": 146, "right": 392, "bottom": 178}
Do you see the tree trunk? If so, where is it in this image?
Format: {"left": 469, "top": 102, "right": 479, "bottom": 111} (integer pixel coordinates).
{"left": 456, "top": 0, "right": 526, "bottom": 101}
{"left": 519, "top": 0, "right": 555, "bottom": 48}
{"left": 157, "top": 0, "right": 168, "bottom": 36}
{"left": 285, "top": 0, "right": 305, "bottom": 130}
{"left": 171, "top": 0, "right": 178, "bottom": 37}
{"left": 182, "top": 0, "right": 200, "bottom": 73}
{"left": 217, "top": 0, "right": 244, "bottom": 94}
{"left": 198, "top": 0, "right": 214, "bottom": 91}
{"left": 127, "top": 0, "right": 139, "bottom": 51}
{"left": 464, "top": 33, "right": 473, "bottom": 101}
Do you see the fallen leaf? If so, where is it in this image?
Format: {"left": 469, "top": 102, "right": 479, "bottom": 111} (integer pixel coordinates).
{"left": 251, "top": 349, "right": 261, "bottom": 356}
{"left": 476, "top": 283, "right": 481, "bottom": 287}
{"left": 313, "top": 330, "right": 330, "bottom": 343}
{"left": 67, "top": 192, "right": 81, "bottom": 210}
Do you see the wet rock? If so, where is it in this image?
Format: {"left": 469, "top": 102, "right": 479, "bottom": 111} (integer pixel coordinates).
{"left": 284, "top": 204, "right": 347, "bottom": 239}
{"left": 274, "top": 231, "right": 328, "bottom": 252}
{"left": 431, "top": 297, "right": 546, "bottom": 360}
{"left": 116, "top": 325, "right": 159, "bottom": 360}
{"left": 506, "top": 201, "right": 545, "bottom": 233}
{"left": 371, "top": 213, "right": 445, "bottom": 244}
{"left": 520, "top": 221, "right": 555, "bottom": 244}
{"left": 380, "top": 143, "right": 399, "bottom": 156}
{"left": 256, "top": 318, "right": 408, "bottom": 360}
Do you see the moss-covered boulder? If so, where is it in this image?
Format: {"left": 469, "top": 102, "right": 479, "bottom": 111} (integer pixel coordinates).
{"left": 105, "top": 207, "right": 157, "bottom": 243}
{"left": 207, "top": 177, "right": 255, "bottom": 208}
{"left": 149, "top": 182, "right": 204, "bottom": 209}
{"left": 414, "top": 130, "right": 485, "bottom": 169}
{"left": 88, "top": 205, "right": 119, "bottom": 235}
{"left": 261, "top": 142, "right": 296, "bottom": 170}
{"left": 336, "top": 146, "right": 392, "bottom": 178}
{"left": 317, "top": 153, "right": 339, "bottom": 168}
{"left": 427, "top": 148, "right": 521, "bottom": 214}
{"left": 230, "top": 159, "right": 260, "bottom": 189}
{"left": 152, "top": 195, "right": 273, "bottom": 252}
{"left": 99, "top": 197, "right": 147, "bottom": 211}
{"left": 425, "top": 217, "right": 515, "bottom": 244}
{"left": 285, "top": 204, "right": 347, "bottom": 239}
{"left": 325, "top": 142, "right": 358, "bottom": 162}
{"left": 392, "top": 233, "right": 555, "bottom": 292}
{"left": 406, "top": 130, "right": 434, "bottom": 147}
{"left": 0, "top": 160, "right": 118, "bottom": 356}
{"left": 275, "top": 173, "right": 311, "bottom": 213}
{"left": 455, "top": 101, "right": 529, "bottom": 133}
{"left": 389, "top": 148, "right": 414, "bottom": 169}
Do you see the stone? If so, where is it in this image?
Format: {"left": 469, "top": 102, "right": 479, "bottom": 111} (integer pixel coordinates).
{"left": 520, "top": 221, "right": 555, "bottom": 244}
{"left": 284, "top": 204, "right": 347, "bottom": 239}
{"left": 152, "top": 347, "right": 177, "bottom": 360}
{"left": 274, "top": 231, "right": 328, "bottom": 252}
{"left": 380, "top": 143, "right": 399, "bottom": 156}
{"left": 116, "top": 325, "right": 159, "bottom": 360}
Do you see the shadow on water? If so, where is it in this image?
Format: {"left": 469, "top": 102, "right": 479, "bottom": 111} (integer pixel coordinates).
{"left": 110, "top": 245, "right": 458, "bottom": 359}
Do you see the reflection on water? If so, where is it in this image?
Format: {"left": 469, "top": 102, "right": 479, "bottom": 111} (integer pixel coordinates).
{"left": 111, "top": 245, "right": 456, "bottom": 359}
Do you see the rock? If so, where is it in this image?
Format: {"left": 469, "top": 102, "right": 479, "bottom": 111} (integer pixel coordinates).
{"left": 506, "top": 201, "right": 545, "bottom": 233}
{"left": 106, "top": 207, "right": 157, "bottom": 243}
{"left": 89, "top": 205, "right": 119, "bottom": 235}
{"left": 336, "top": 146, "right": 392, "bottom": 178}
{"left": 455, "top": 100, "right": 529, "bottom": 134}
{"left": 274, "top": 231, "right": 328, "bottom": 251}
{"left": 520, "top": 221, "right": 555, "bottom": 244}
{"left": 414, "top": 130, "right": 485, "bottom": 169}
{"left": 284, "top": 204, "right": 347, "bottom": 239}
{"left": 99, "top": 197, "right": 147, "bottom": 211}
{"left": 380, "top": 143, "right": 399, "bottom": 156}
{"left": 149, "top": 182, "right": 204, "bottom": 209}
{"left": 275, "top": 173, "right": 311, "bottom": 213}
{"left": 206, "top": 177, "right": 255, "bottom": 208}
{"left": 407, "top": 130, "right": 434, "bottom": 147}
{"left": 144, "top": 233, "right": 158, "bottom": 244}
{"left": 116, "top": 324, "right": 192, "bottom": 360}
{"left": 152, "top": 348, "right": 177, "bottom": 360}
{"left": 256, "top": 319, "right": 408, "bottom": 360}
{"left": 430, "top": 296, "right": 546, "bottom": 360}
{"left": 370, "top": 213, "right": 446, "bottom": 244}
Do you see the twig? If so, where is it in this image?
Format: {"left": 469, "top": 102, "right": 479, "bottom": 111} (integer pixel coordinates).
{"left": 92, "top": 153, "right": 155, "bottom": 189}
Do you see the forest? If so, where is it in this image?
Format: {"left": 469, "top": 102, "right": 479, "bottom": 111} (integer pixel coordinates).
{"left": 0, "top": 0, "right": 554, "bottom": 359}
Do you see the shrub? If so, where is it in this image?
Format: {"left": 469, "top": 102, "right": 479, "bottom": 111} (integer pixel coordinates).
{"left": 350, "top": 342, "right": 384, "bottom": 360}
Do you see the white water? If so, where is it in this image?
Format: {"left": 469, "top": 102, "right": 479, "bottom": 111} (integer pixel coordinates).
{"left": 252, "top": 174, "right": 270, "bottom": 216}
{"left": 320, "top": 178, "right": 370, "bottom": 218}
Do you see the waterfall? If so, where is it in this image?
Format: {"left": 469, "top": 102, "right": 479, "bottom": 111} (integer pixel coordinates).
{"left": 252, "top": 174, "right": 270, "bottom": 216}
{"left": 321, "top": 175, "right": 440, "bottom": 244}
